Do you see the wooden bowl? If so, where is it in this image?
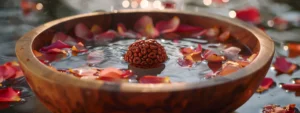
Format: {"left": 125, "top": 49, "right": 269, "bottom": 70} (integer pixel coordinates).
{"left": 15, "top": 10, "right": 274, "bottom": 113}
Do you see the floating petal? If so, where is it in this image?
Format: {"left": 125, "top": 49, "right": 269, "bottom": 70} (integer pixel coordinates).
{"left": 139, "top": 76, "right": 170, "bottom": 84}
{"left": 155, "top": 16, "right": 180, "bottom": 34}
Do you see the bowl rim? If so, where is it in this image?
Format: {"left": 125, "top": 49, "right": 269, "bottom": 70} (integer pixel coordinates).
{"left": 15, "top": 9, "right": 274, "bottom": 92}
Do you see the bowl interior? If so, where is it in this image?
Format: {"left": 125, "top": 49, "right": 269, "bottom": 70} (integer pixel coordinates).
{"left": 17, "top": 10, "right": 273, "bottom": 92}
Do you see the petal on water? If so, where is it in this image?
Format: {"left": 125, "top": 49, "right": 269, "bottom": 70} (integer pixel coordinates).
{"left": 139, "top": 76, "right": 170, "bottom": 84}
{"left": 155, "top": 16, "right": 180, "bottom": 34}
{"left": 134, "top": 16, "right": 159, "bottom": 38}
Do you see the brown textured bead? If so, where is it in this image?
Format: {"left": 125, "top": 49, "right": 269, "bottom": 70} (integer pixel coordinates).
{"left": 123, "top": 39, "right": 168, "bottom": 68}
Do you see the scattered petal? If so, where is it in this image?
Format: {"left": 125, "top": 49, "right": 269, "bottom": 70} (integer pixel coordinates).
{"left": 186, "top": 52, "right": 203, "bottom": 62}
{"left": 93, "top": 30, "right": 118, "bottom": 44}
{"left": 281, "top": 84, "right": 300, "bottom": 91}
{"left": 155, "top": 16, "right": 180, "bottom": 34}
{"left": 179, "top": 47, "right": 194, "bottom": 56}
{"left": 98, "top": 67, "right": 122, "bottom": 81}
{"left": 72, "top": 42, "right": 88, "bottom": 53}
{"left": 273, "top": 57, "right": 297, "bottom": 74}
{"left": 117, "top": 23, "right": 127, "bottom": 36}
{"left": 195, "top": 44, "right": 203, "bottom": 53}
{"left": 218, "top": 31, "right": 230, "bottom": 42}
{"left": 33, "top": 50, "right": 43, "bottom": 57}
{"left": 139, "top": 76, "right": 170, "bottom": 84}
{"left": 287, "top": 43, "right": 300, "bottom": 58}
{"left": 0, "top": 87, "right": 21, "bottom": 102}
{"left": 207, "top": 62, "right": 222, "bottom": 72}
{"left": 256, "top": 77, "right": 274, "bottom": 93}
{"left": 87, "top": 50, "right": 105, "bottom": 64}
{"left": 236, "top": 7, "right": 261, "bottom": 24}
{"left": 219, "top": 61, "right": 241, "bottom": 76}
{"left": 52, "top": 32, "right": 77, "bottom": 46}
{"left": 121, "top": 70, "right": 134, "bottom": 79}
{"left": 222, "top": 46, "right": 241, "bottom": 60}
{"left": 45, "top": 48, "right": 67, "bottom": 54}
{"left": 71, "top": 68, "right": 98, "bottom": 77}
{"left": 75, "top": 23, "right": 92, "bottom": 41}
{"left": 134, "top": 16, "right": 159, "bottom": 38}
{"left": 40, "top": 40, "right": 71, "bottom": 52}
{"left": 175, "top": 24, "right": 203, "bottom": 33}
{"left": 191, "top": 30, "right": 207, "bottom": 37}
{"left": 90, "top": 24, "right": 102, "bottom": 34}
{"left": 177, "top": 58, "right": 194, "bottom": 67}
{"left": 162, "top": 1, "right": 175, "bottom": 9}
{"left": 203, "top": 50, "right": 225, "bottom": 62}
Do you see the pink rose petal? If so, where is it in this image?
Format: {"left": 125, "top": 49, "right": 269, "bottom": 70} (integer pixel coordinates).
{"left": 177, "top": 58, "right": 194, "bottom": 67}
{"left": 222, "top": 46, "right": 241, "bottom": 60}
{"left": 155, "top": 16, "right": 180, "bottom": 34}
{"left": 40, "top": 40, "right": 71, "bottom": 52}
{"left": 236, "top": 7, "right": 261, "bottom": 24}
{"left": 195, "top": 44, "right": 202, "bottom": 53}
{"left": 87, "top": 50, "right": 105, "bottom": 64}
{"left": 75, "top": 23, "right": 93, "bottom": 40}
{"left": 134, "top": 15, "right": 159, "bottom": 38}
{"left": 93, "top": 30, "right": 118, "bottom": 44}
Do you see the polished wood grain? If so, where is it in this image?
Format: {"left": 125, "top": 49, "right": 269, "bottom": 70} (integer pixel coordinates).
{"left": 15, "top": 9, "right": 274, "bottom": 113}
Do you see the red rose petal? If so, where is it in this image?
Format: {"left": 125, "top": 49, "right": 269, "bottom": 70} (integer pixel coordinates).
{"left": 40, "top": 40, "right": 71, "bottom": 52}
{"left": 177, "top": 58, "right": 194, "bottom": 67}
{"left": 274, "top": 57, "right": 297, "bottom": 74}
{"left": 281, "top": 84, "right": 300, "bottom": 91}
{"left": 162, "top": 1, "right": 175, "bottom": 9}
{"left": 121, "top": 70, "right": 134, "bottom": 79}
{"left": 208, "top": 62, "right": 222, "bottom": 72}
{"left": 175, "top": 24, "right": 204, "bottom": 33}
{"left": 204, "top": 50, "right": 225, "bottom": 62}
{"left": 90, "top": 24, "right": 103, "bottom": 34}
{"left": 117, "top": 23, "right": 127, "bottom": 36}
{"left": 87, "top": 50, "right": 105, "bottom": 64}
{"left": 155, "top": 16, "right": 180, "bottom": 34}
{"left": 256, "top": 77, "right": 274, "bottom": 93}
{"left": 0, "top": 87, "right": 21, "bottom": 102}
{"left": 75, "top": 23, "right": 92, "bottom": 40}
{"left": 139, "top": 76, "right": 170, "bottom": 84}
{"left": 218, "top": 31, "right": 230, "bottom": 42}
{"left": 134, "top": 16, "right": 159, "bottom": 38}
{"left": 287, "top": 43, "right": 300, "bottom": 58}
{"left": 236, "top": 7, "right": 261, "bottom": 24}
